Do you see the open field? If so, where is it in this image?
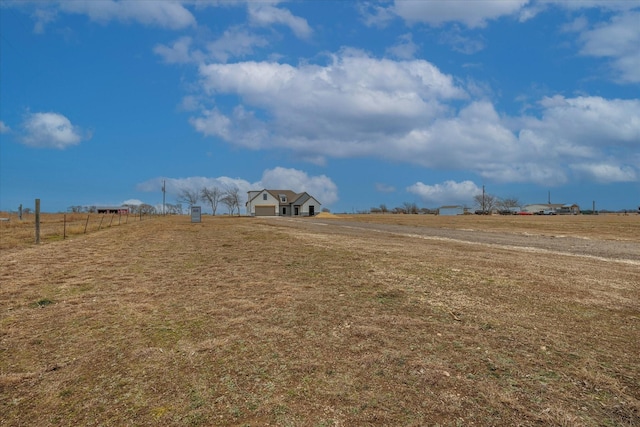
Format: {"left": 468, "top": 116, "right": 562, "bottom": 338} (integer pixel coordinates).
{"left": 1, "top": 214, "right": 639, "bottom": 426}
{"left": 0, "top": 212, "right": 144, "bottom": 250}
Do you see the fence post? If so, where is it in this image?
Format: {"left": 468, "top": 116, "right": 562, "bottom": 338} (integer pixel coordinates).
{"left": 98, "top": 215, "right": 105, "bottom": 230}
{"left": 63, "top": 214, "right": 67, "bottom": 240}
{"left": 84, "top": 215, "right": 90, "bottom": 234}
{"left": 109, "top": 214, "right": 114, "bottom": 228}
{"left": 35, "top": 199, "right": 41, "bottom": 244}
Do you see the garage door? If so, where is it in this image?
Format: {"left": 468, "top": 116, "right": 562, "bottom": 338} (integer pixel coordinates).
{"left": 255, "top": 205, "right": 276, "bottom": 216}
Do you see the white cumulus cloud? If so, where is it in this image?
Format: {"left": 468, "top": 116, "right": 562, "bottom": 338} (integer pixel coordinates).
{"left": 137, "top": 167, "right": 338, "bottom": 207}
{"left": 138, "top": 176, "right": 253, "bottom": 196}
{"left": 206, "top": 27, "right": 269, "bottom": 63}
{"left": 154, "top": 36, "right": 197, "bottom": 64}
{"left": 386, "top": 33, "right": 419, "bottom": 59}
{"left": 154, "top": 29, "right": 270, "bottom": 65}
{"left": 247, "top": 3, "right": 312, "bottom": 39}
{"left": 570, "top": 163, "right": 637, "bottom": 183}
{"left": 375, "top": 183, "right": 396, "bottom": 193}
{"left": 189, "top": 46, "right": 640, "bottom": 187}
{"left": 407, "top": 180, "right": 481, "bottom": 206}
{"left": 0, "top": 121, "right": 10, "bottom": 133}
{"left": 258, "top": 167, "right": 338, "bottom": 205}
{"left": 21, "top": 112, "right": 89, "bottom": 149}
{"left": 578, "top": 11, "right": 640, "bottom": 83}
{"left": 58, "top": 0, "right": 196, "bottom": 29}
{"left": 392, "top": 0, "right": 530, "bottom": 28}
{"left": 192, "top": 49, "right": 466, "bottom": 159}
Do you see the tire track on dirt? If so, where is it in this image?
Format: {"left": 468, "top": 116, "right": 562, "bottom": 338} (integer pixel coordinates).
{"left": 271, "top": 218, "right": 640, "bottom": 266}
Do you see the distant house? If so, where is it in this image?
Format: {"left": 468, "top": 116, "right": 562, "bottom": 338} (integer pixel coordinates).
{"left": 522, "top": 204, "right": 559, "bottom": 214}
{"left": 522, "top": 203, "right": 580, "bottom": 215}
{"left": 96, "top": 206, "right": 130, "bottom": 214}
{"left": 557, "top": 204, "right": 580, "bottom": 215}
{"left": 246, "top": 189, "right": 321, "bottom": 217}
{"left": 438, "top": 205, "right": 465, "bottom": 216}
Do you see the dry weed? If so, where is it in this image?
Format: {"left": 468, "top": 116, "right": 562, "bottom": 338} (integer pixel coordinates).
{"left": 1, "top": 215, "right": 638, "bottom": 426}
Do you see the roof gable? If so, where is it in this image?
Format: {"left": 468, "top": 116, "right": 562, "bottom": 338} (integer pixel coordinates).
{"left": 267, "top": 190, "right": 299, "bottom": 204}
{"left": 247, "top": 189, "right": 275, "bottom": 204}
{"left": 247, "top": 189, "right": 321, "bottom": 206}
{"left": 291, "top": 192, "right": 310, "bottom": 205}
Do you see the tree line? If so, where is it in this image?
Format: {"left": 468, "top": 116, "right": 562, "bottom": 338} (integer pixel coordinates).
{"left": 67, "top": 204, "right": 158, "bottom": 214}
{"left": 368, "top": 193, "right": 521, "bottom": 215}
{"left": 176, "top": 185, "right": 242, "bottom": 216}
{"left": 65, "top": 189, "right": 520, "bottom": 216}
{"left": 66, "top": 185, "right": 243, "bottom": 216}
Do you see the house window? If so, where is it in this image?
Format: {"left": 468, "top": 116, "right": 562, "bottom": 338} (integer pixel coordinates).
{"left": 263, "top": 193, "right": 267, "bottom": 200}
{"left": 280, "top": 196, "right": 287, "bottom": 202}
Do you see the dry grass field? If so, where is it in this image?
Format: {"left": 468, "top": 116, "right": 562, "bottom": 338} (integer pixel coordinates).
{"left": 1, "top": 213, "right": 639, "bottom": 426}
{"left": 0, "top": 212, "right": 142, "bottom": 250}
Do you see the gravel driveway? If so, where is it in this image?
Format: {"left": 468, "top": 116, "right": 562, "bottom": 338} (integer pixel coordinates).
{"left": 269, "top": 217, "right": 640, "bottom": 265}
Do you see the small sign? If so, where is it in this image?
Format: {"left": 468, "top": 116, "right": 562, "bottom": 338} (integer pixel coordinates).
{"left": 191, "top": 206, "right": 202, "bottom": 223}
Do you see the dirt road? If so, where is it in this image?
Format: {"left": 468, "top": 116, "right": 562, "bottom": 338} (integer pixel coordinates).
{"left": 267, "top": 217, "right": 640, "bottom": 265}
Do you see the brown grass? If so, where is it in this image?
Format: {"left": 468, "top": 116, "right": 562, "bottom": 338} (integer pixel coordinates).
{"left": 334, "top": 212, "right": 640, "bottom": 241}
{"left": 0, "top": 212, "right": 146, "bottom": 250}
{"left": 1, "top": 214, "right": 638, "bottom": 426}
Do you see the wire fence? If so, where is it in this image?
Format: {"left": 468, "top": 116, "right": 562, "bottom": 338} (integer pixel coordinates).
{"left": 0, "top": 212, "right": 154, "bottom": 250}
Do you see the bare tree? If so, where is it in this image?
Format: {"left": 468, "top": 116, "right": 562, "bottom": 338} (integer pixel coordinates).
{"left": 177, "top": 188, "right": 200, "bottom": 208}
{"left": 420, "top": 207, "right": 437, "bottom": 215}
{"left": 498, "top": 196, "right": 521, "bottom": 209}
{"left": 379, "top": 204, "right": 388, "bottom": 214}
{"left": 165, "top": 203, "right": 182, "bottom": 215}
{"left": 139, "top": 204, "right": 156, "bottom": 215}
{"left": 201, "top": 186, "right": 223, "bottom": 215}
{"left": 123, "top": 204, "right": 139, "bottom": 214}
{"left": 402, "top": 202, "right": 419, "bottom": 214}
{"left": 473, "top": 193, "right": 497, "bottom": 213}
{"left": 221, "top": 185, "right": 241, "bottom": 215}
{"left": 496, "top": 196, "right": 521, "bottom": 213}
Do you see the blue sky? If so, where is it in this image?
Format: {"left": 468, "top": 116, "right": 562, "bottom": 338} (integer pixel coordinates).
{"left": 1, "top": 0, "right": 639, "bottom": 214}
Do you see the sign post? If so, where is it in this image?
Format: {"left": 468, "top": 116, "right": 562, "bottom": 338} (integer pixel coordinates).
{"left": 191, "top": 206, "right": 202, "bottom": 223}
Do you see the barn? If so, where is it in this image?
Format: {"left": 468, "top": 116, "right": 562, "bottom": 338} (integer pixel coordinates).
{"left": 96, "top": 206, "right": 130, "bottom": 214}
